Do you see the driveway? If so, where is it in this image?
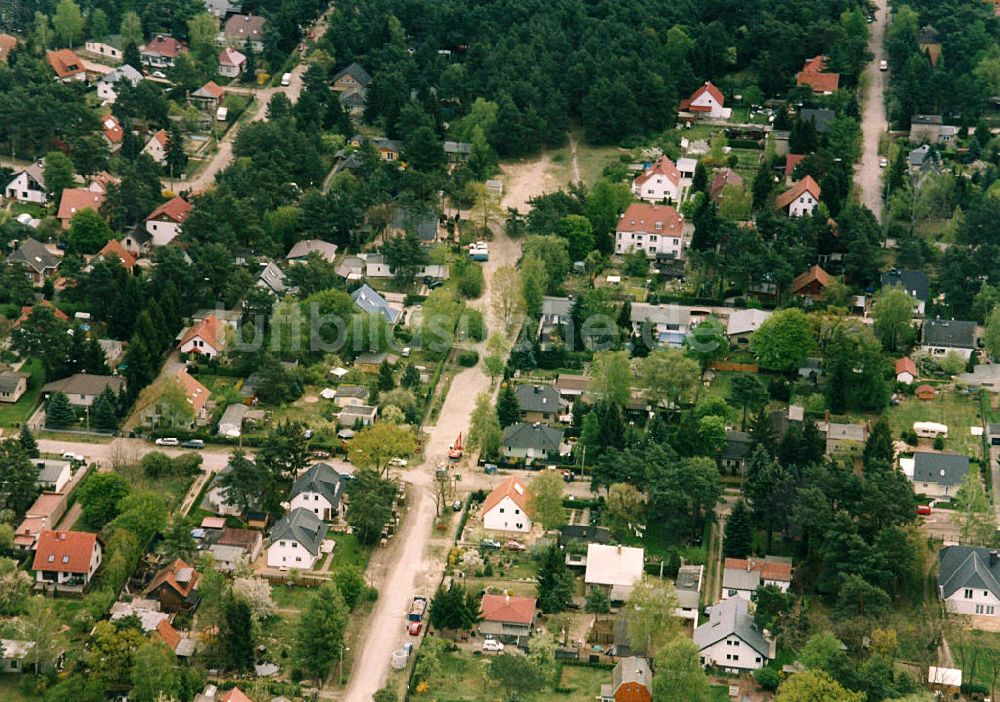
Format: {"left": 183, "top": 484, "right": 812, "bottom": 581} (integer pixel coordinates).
{"left": 854, "top": 2, "right": 890, "bottom": 221}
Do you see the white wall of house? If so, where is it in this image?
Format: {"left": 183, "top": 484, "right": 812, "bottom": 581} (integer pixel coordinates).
{"left": 266, "top": 539, "right": 320, "bottom": 569}
{"left": 146, "top": 218, "right": 182, "bottom": 247}
{"left": 913, "top": 480, "right": 959, "bottom": 499}
{"left": 688, "top": 91, "right": 727, "bottom": 118}
{"left": 35, "top": 543, "right": 102, "bottom": 588}
{"left": 85, "top": 41, "right": 123, "bottom": 59}
{"left": 788, "top": 193, "right": 818, "bottom": 217}
{"left": 206, "top": 486, "right": 243, "bottom": 517}
{"left": 631, "top": 176, "right": 680, "bottom": 203}
{"left": 943, "top": 588, "right": 1000, "bottom": 616}
{"left": 699, "top": 636, "right": 768, "bottom": 671}
{"left": 96, "top": 81, "right": 119, "bottom": 103}
{"left": 920, "top": 344, "right": 973, "bottom": 361}
{"left": 721, "top": 586, "right": 755, "bottom": 601}
{"left": 615, "top": 231, "right": 684, "bottom": 259}
{"left": 219, "top": 62, "right": 242, "bottom": 78}
{"left": 897, "top": 371, "right": 915, "bottom": 385}
{"left": 142, "top": 139, "right": 166, "bottom": 164}
{"left": 5, "top": 173, "right": 47, "bottom": 204}
{"left": 482, "top": 496, "right": 531, "bottom": 532}
{"left": 288, "top": 492, "right": 338, "bottom": 521}
{"left": 179, "top": 335, "right": 220, "bottom": 358}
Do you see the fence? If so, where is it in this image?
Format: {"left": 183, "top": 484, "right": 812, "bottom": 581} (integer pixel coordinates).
{"left": 709, "top": 360, "right": 759, "bottom": 373}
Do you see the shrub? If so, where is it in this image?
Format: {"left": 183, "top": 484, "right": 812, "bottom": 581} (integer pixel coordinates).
{"left": 768, "top": 377, "right": 791, "bottom": 402}
{"left": 754, "top": 666, "right": 781, "bottom": 690}
{"left": 933, "top": 436, "right": 945, "bottom": 450}
{"left": 464, "top": 309, "right": 487, "bottom": 342}
{"left": 457, "top": 350, "right": 479, "bottom": 367}
{"left": 901, "top": 429, "right": 918, "bottom": 445}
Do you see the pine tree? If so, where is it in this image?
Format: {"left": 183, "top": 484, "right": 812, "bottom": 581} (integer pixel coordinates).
{"left": 294, "top": 582, "right": 348, "bottom": 684}
{"left": 219, "top": 593, "right": 255, "bottom": 671}
{"left": 92, "top": 387, "right": 119, "bottom": 430}
{"left": 19, "top": 426, "right": 39, "bottom": 458}
{"left": 377, "top": 360, "right": 395, "bottom": 391}
{"left": 241, "top": 38, "right": 256, "bottom": 84}
{"left": 536, "top": 542, "right": 574, "bottom": 613}
{"left": 165, "top": 124, "right": 187, "bottom": 176}
{"left": 863, "top": 417, "right": 893, "bottom": 473}
{"left": 496, "top": 383, "right": 521, "bottom": 427}
{"left": 747, "top": 407, "right": 776, "bottom": 456}
{"left": 723, "top": 499, "right": 754, "bottom": 558}
{"left": 122, "top": 335, "right": 155, "bottom": 396}
{"left": 400, "top": 363, "right": 421, "bottom": 389}
{"left": 45, "top": 392, "right": 76, "bottom": 429}
{"left": 123, "top": 41, "right": 141, "bottom": 70}
{"left": 83, "top": 335, "right": 110, "bottom": 375}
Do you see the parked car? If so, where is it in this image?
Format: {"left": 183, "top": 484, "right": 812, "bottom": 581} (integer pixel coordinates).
{"left": 879, "top": 157, "right": 888, "bottom": 168}
{"left": 155, "top": 437, "right": 179, "bottom": 446}
{"left": 916, "top": 505, "right": 932, "bottom": 516}
{"left": 181, "top": 439, "right": 205, "bottom": 449}
{"left": 407, "top": 621, "right": 423, "bottom": 636}
{"left": 879, "top": 59, "right": 888, "bottom": 71}
{"left": 482, "top": 639, "right": 505, "bottom": 652}
{"left": 452, "top": 500, "right": 463, "bottom": 512}
{"left": 61, "top": 451, "right": 84, "bottom": 463}
{"left": 481, "top": 539, "right": 502, "bottom": 551}
{"left": 503, "top": 541, "right": 526, "bottom": 552}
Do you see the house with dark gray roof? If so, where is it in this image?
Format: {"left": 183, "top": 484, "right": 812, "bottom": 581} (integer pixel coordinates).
{"left": 502, "top": 422, "right": 564, "bottom": 462}
{"left": 514, "top": 384, "right": 564, "bottom": 424}
{"left": 41, "top": 374, "right": 125, "bottom": 407}
{"left": 256, "top": 261, "right": 288, "bottom": 296}
{"left": 559, "top": 524, "right": 612, "bottom": 546}
{"left": 799, "top": 108, "right": 836, "bottom": 133}
{"left": 911, "top": 451, "right": 970, "bottom": 498}
{"left": 6, "top": 238, "right": 59, "bottom": 286}
{"left": 351, "top": 284, "right": 402, "bottom": 324}
{"left": 288, "top": 463, "right": 344, "bottom": 521}
{"left": 599, "top": 657, "right": 652, "bottom": 702}
{"left": 0, "top": 370, "right": 27, "bottom": 403}
{"left": 332, "top": 63, "right": 372, "bottom": 92}
{"left": 719, "top": 431, "right": 751, "bottom": 472}
{"left": 694, "top": 596, "right": 775, "bottom": 671}
{"left": 265, "top": 508, "right": 328, "bottom": 570}
{"left": 920, "top": 319, "right": 977, "bottom": 360}
{"left": 938, "top": 545, "right": 1000, "bottom": 616}
{"left": 388, "top": 206, "right": 439, "bottom": 242}
{"left": 444, "top": 141, "right": 472, "bottom": 163}
{"left": 881, "top": 268, "right": 930, "bottom": 315}
{"left": 908, "top": 145, "right": 941, "bottom": 175}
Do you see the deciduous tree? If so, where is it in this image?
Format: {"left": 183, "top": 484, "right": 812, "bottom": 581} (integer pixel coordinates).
{"left": 528, "top": 470, "right": 567, "bottom": 530}
{"left": 653, "top": 636, "right": 712, "bottom": 702}
{"left": 624, "top": 578, "right": 679, "bottom": 657}
{"left": 348, "top": 423, "right": 416, "bottom": 477}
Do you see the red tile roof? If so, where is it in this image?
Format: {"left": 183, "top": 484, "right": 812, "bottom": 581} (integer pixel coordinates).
{"left": 916, "top": 384, "right": 936, "bottom": 396}
{"left": 96, "top": 239, "right": 137, "bottom": 269}
{"left": 616, "top": 203, "right": 684, "bottom": 237}
{"left": 57, "top": 188, "right": 105, "bottom": 223}
{"left": 146, "top": 196, "right": 192, "bottom": 224}
{"left": 143, "top": 35, "right": 183, "bottom": 59}
{"left": 0, "top": 34, "right": 17, "bottom": 61}
{"left": 218, "top": 528, "right": 261, "bottom": 550}
{"left": 178, "top": 314, "right": 225, "bottom": 353}
{"left": 90, "top": 171, "right": 120, "bottom": 192}
{"left": 480, "top": 594, "right": 537, "bottom": 624}
{"left": 784, "top": 154, "right": 805, "bottom": 179}
{"left": 724, "top": 557, "right": 792, "bottom": 583}
{"left": 199, "top": 81, "right": 225, "bottom": 99}
{"left": 796, "top": 55, "right": 840, "bottom": 93}
{"left": 633, "top": 156, "right": 680, "bottom": 189}
{"left": 219, "top": 47, "right": 246, "bottom": 67}
{"left": 156, "top": 619, "right": 182, "bottom": 652}
{"left": 144, "top": 558, "right": 200, "bottom": 599}
{"left": 774, "top": 175, "right": 821, "bottom": 212}
{"left": 220, "top": 688, "right": 254, "bottom": 702}
{"left": 102, "top": 115, "right": 123, "bottom": 144}
{"left": 482, "top": 476, "right": 530, "bottom": 516}
{"left": 149, "top": 129, "right": 168, "bottom": 149}
{"left": 32, "top": 530, "right": 99, "bottom": 574}
{"left": 789, "top": 264, "right": 831, "bottom": 295}
{"left": 15, "top": 302, "right": 69, "bottom": 327}
{"left": 896, "top": 357, "right": 917, "bottom": 377}
{"left": 46, "top": 49, "right": 84, "bottom": 78}
{"left": 176, "top": 368, "right": 210, "bottom": 415}
{"left": 679, "top": 81, "right": 725, "bottom": 111}
{"left": 709, "top": 168, "right": 743, "bottom": 200}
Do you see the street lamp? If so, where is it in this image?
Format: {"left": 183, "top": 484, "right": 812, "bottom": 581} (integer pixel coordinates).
{"left": 339, "top": 646, "right": 350, "bottom": 685}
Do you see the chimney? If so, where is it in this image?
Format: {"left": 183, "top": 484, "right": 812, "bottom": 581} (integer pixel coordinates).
{"left": 746, "top": 561, "right": 751, "bottom": 572}
{"left": 991, "top": 550, "right": 999, "bottom": 567}
{"left": 824, "top": 409, "right": 830, "bottom": 423}
{"left": 534, "top": 386, "right": 539, "bottom": 394}
{"left": 505, "top": 594, "right": 510, "bottom": 605}
{"left": 617, "top": 545, "right": 622, "bottom": 555}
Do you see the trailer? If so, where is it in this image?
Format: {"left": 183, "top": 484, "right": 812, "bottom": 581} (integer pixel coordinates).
{"left": 913, "top": 421, "right": 948, "bottom": 439}
{"left": 407, "top": 596, "right": 428, "bottom": 622}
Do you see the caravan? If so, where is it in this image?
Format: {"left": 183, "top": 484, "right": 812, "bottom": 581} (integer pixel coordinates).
{"left": 913, "top": 421, "right": 948, "bottom": 439}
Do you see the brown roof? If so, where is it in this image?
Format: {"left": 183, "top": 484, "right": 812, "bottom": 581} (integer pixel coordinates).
{"left": 27, "top": 492, "right": 64, "bottom": 518}
{"left": 218, "top": 528, "right": 261, "bottom": 550}
{"left": 774, "top": 175, "right": 821, "bottom": 212}
{"left": 789, "top": 264, "right": 831, "bottom": 295}
{"left": 219, "top": 47, "right": 246, "bottom": 67}
{"left": 796, "top": 55, "right": 840, "bottom": 93}
{"left": 156, "top": 619, "right": 182, "bottom": 651}
{"left": 146, "top": 195, "right": 192, "bottom": 224}
{"left": 46, "top": 49, "right": 84, "bottom": 78}
{"left": 633, "top": 156, "right": 680, "bottom": 189}
{"left": 142, "top": 35, "right": 183, "bottom": 59}
{"left": 616, "top": 203, "right": 684, "bottom": 236}
{"left": 723, "top": 557, "right": 792, "bottom": 582}
{"left": 480, "top": 594, "right": 537, "bottom": 624}
{"left": 709, "top": 168, "right": 743, "bottom": 200}
{"left": 32, "top": 530, "right": 99, "bottom": 574}
{"left": 90, "top": 171, "right": 120, "bottom": 192}
{"left": 0, "top": 34, "right": 18, "bottom": 61}
{"left": 223, "top": 14, "right": 267, "bottom": 40}
{"left": 679, "top": 81, "right": 725, "bottom": 111}
{"left": 96, "top": 239, "right": 137, "bottom": 269}
{"left": 199, "top": 81, "right": 225, "bottom": 99}
{"left": 916, "top": 384, "right": 936, "bottom": 395}
{"left": 179, "top": 314, "right": 225, "bottom": 353}
{"left": 144, "top": 558, "right": 200, "bottom": 599}
{"left": 784, "top": 154, "right": 805, "bottom": 179}
{"left": 102, "top": 115, "right": 123, "bottom": 144}
{"left": 556, "top": 374, "right": 590, "bottom": 392}
{"left": 220, "top": 688, "right": 254, "bottom": 702}
{"left": 896, "top": 357, "right": 917, "bottom": 376}
{"left": 176, "top": 368, "right": 210, "bottom": 415}
{"left": 15, "top": 301, "right": 69, "bottom": 327}
{"left": 57, "top": 188, "right": 105, "bottom": 223}
{"left": 482, "top": 476, "right": 530, "bottom": 516}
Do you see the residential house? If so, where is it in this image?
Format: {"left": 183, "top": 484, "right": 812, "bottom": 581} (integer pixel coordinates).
{"left": 0, "top": 370, "right": 28, "bottom": 403}
{"left": 796, "top": 55, "right": 840, "bottom": 93}
{"left": 775, "top": 176, "right": 821, "bottom": 217}
{"left": 584, "top": 544, "right": 645, "bottom": 602}
{"left": 339, "top": 87, "right": 366, "bottom": 116}
{"left": 896, "top": 357, "right": 917, "bottom": 385}
{"left": 220, "top": 14, "right": 267, "bottom": 52}
{"left": 32, "top": 529, "right": 102, "bottom": 593}
{"left": 559, "top": 524, "right": 611, "bottom": 546}
{"left": 501, "top": 422, "right": 564, "bottom": 462}
{"left": 333, "top": 385, "right": 369, "bottom": 407}
{"left": 288, "top": 462, "right": 345, "bottom": 521}
{"left": 615, "top": 203, "right": 687, "bottom": 259}
{"left": 444, "top": 141, "right": 472, "bottom": 163}
{"left": 722, "top": 557, "right": 793, "bottom": 600}
{"left": 96, "top": 64, "right": 143, "bottom": 103}
{"left": 555, "top": 374, "right": 589, "bottom": 405}
{"left": 355, "top": 351, "right": 391, "bottom": 374}
{"left": 217, "top": 403, "right": 248, "bottom": 438}
{"left": 910, "top": 451, "right": 969, "bottom": 498}
{"left": 1, "top": 639, "right": 58, "bottom": 674}
{"left": 789, "top": 264, "right": 831, "bottom": 301}
{"left": 630, "top": 302, "right": 691, "bottom": 348}
{"left": 726, "top": 309, "right": 772, "bottom": 347}
{"left": 907, "top": 144, "right": 941, "bottom": 175}
{"left": 481, "top": 476, "right": 532, "bottom": 533}
{"left": 145, "top": 196, "right": 193, "bottom": 246}
{"left": 694, "top": 596, "right": 775, "bottom": 671}
{"left": 121, "top": 227, "right": 153, "bottom": 257}
{"left": 218, "top": 47, "right": 246, "bottom": 77}
{"left": 141, "top": 36, "right": 184, "bottom": 68}
{"left": 14, "top": 493, "right": 67, "bottom": 551}
{"left": 110, "top": 599, "right": 169, "bottom": 631}
{"left": 14, "top": 302, "right": 69, "bottom": 329}
{"left": 920, "top": 319, "right": 977, "bottom": 360}
{"left": 352, "top": 284, "right": 402, "bottom": 324}
{"left": 631, "top": 157, "right": 682, "bottom": 203}
{"left": 266, "top": 508, "right": 329, "bottom": 569}
{"left": 286, "top": 238, "right": 338, "bottom": 263}
{"left": 822, "top": 419, "right": 867, "bottom": 454}
{"left": 679, "top": 81, "right": 729, "bottom": 119}
{"left": 4, "top": 162, "right": 47, "bottom": 204}
{"left": 799, "top": 108, "right": 836, "bottom": 134}
{"left": 538, "top": 296, "right": 573, "bottom": 342}
{"left": 46, "top": 49, "right": 85, "bottom": 81}
{"left": 917, "top": 25, "right": 941, "bottom": 65}
{"left": 0, "top": 34, "right": 17, "bottom": 62}
{"left": 709, "top": 168, "right": 743, "bottom": 202}
{"left": 34, "top": 460, "right": 71, "bottom": 493}
{"left": 514, "top": 384, "right": 564, "bottom": 423}
{"left": 910, "top": 114, "right": 946, "bottom": 144}
{"left": 207, "top": 528, "right": 262, "bottom": 572}
{"left": 179, "top": 314, "right": 227, "bottom": 359}
{"left": 85, "top": 35, "right": 124, "bottom": 61}
{"left": 675, "top": 564, "right": 704, "bottom": 627}
{"left": 599, "top": 657, "right": 653, "bottom": 702}
{"left": 205, "top": 0, "right": 241, "bottom": 17}
{"left": 101, "top": 115, "right": 124, "bottom": 150}
{"left": 144, "top": 559, "right": 201, "bottom": 612}
{"left": 189, "top": 81, "right": 225, "bottom": 111}
{"left": 479, "top": 594, "right": 537, "bottom": 647}
{"left": 41, "top": 374, "right": 124, "bottom": 407}
{"left": 56, "top": 188, "right": 105, "bottom": 230}
{"left": 5, "top": 238, "right": 59, "bottom": 287}
{"left": 881, "top": 268, "right": 929, "bottom": 315}
{"left": 142, "top": 129, "right": 169, "bottom": 164}
{"left": 719, "top": 431, "right": 751, "bottom": 472}
{"left": 368, "top": 137, "right": 403, "bottom": 162}
{"left": 785, "top": 154, "right": 805, "bottom": 182}
{"left": 937, "top": 545, "right": 1000, "bottom": 616}
{"left": 331, "top": 63, "right": 372, "bottom": 92}
{"left": 175, "top": 368, "right": 210, "bottom": 426}
{"left": 388, "top": 206, "right": 440, "bottom": 242}
{"left": 92, "top": 239, "right": 137, "bottom": 272}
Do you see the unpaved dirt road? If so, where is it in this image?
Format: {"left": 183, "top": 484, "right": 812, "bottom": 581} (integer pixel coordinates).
{"left": 854, "top": 1, "right": 889, "bottom": 221}
{"left": 500, "top": 153, "right": 560, "bottom": 213}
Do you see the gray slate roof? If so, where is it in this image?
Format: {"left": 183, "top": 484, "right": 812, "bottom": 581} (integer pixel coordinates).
{"left": 799, "top": 108, "right": 836, "bottom": 133}
{"left": 881, "top": 268, "right": 929, "bottom": 301}
{"left": 266, "top": 507, "right": 328, "bottom": 555}
{"left": 514, "top": 384, "right": 562, "bottom": 414}
{"left": 257, "top": 261, "right": 287, "bottom": 295}
{"left": 0, "top": 371, "right": 24, "bottom": 394}
{"left": 99, "top": 64, "right": 143, "bottom": 87}
{"left": 42, "top": 373, "right": 124, "bottom": 397}
{"left": 542, "top": 296, "right": 573, "bottom": 319}
{"left": 913, "top": 451, "right": 969, "bottom": 487}
{"left": 286, "top": 239, "right": 338, "bottom": 262}
{"left": 721, "top": 431, "right": 751, "bottom": 462}
{"left": 722, "top": 567, "right": 761, "bottom": 592}
{"left": 444, "top": 141, "right": 472, "bottom": 155}
{"left": 389, "top": 207, "right": 438, "bottom": 241}
{"left": 611, "top": 657, "right": 652, "bottom": 696}
{"left": 6, "top": 238, "right": 59, "bottom": 274}
{"left": 332, "top": 62, "right": 372, "bottom": 87}
{"left": 503, "top": 422, "right": 564, "bottom": 452}
{"left": 289, "top": 462, "right": 343, "bottom": 509}
{"left": 939, "top": 545, "right": 1000, "bottom": 600}
{"left": 922, "top": 319, "right": 977, "bottom": 349}
{"left": 917, "top": 25, "right": 939, "bottom": 43}
{"left": 351, "top": 284, "right": 402, "bottom": 324}
{"left": 912, "top": 114, "right": 942, "bottom": 126}
{"left": 693, "top": 596, "right": 773, "bottom": 658}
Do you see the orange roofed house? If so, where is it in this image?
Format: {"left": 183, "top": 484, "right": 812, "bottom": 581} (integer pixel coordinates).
{"left": 481, "top": 476, "right": 532, "bottom": 533}
{"left": 178, "top": 314, "right": 227, "bottom": 359}
{"left": 92, "top": 239, "right": 137, "bottom": 271}
{"left": 479, "top": 594, "right": 537, "bottom": 646}
{"left": 775, "top": 175, "right": 821, "bottom": 217}
{"left": 56, "top": 188, "right": 105, "bottom": 230}
{"left": 145, "top": 196, "right": 193, "bottom": 247}
{"left": 140, "top": 368, "right": 211, "bottom": 429}
{"left": 32, "top": 529, "right": 103, "bottom": 593}
{"left": 796, "top": 55, "right": 840, "bottom": 94}
{"left": 789, "top": 265, "right": 831, "bottom": 301}
{"left": 679, "top": 81, "right": 730, "bottom": 119}
{"left": 896, "top": 357, "right": 917, "bottom": 385}
{"left": 144, "top": 559, "right": 201, "bottom": 612}
{"left": 600, "top": 657, "right": 653, "bottom": 702}
{"left": 142, "top": 128, "right": 169, "bottom": 165}
{"left": 631, "top": 156, "right": 682, "bottom": 203}
{"left": 46, "top": 49, "right": 85, "bottom": 82}
{"left": 615, "top": 203, "right": 687, "bottom": 260}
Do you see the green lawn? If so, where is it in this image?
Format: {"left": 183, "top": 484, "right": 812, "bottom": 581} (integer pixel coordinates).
{"left": 886, "top": 392, "right": 984, "bottom": 457}
{"left": 330, "top": 532, "right": 371, "bottom": 571}
{"left": 113, "top": 461, "right": 197, "bottom": 511}
{"left": 0, "top": 358, "right": 43, "bottom": 427}
{"left": 0, "top": 678, "right": 42, "bottom": 701}
{"left": 425, "top": 653, "right": 612, "bottom": 701}
{"left": 949, "top": 629, "right": 1000, "bottom": 690}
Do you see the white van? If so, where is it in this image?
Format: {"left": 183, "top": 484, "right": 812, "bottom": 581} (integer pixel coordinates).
{"left": 281, "top": 72, "right": 292, "bottom": 86}
{"left": 879, "top": 60, "right": 888, "bottom": 72}
{"left": 216, "top": 106, "right": 228, "bottom": 122}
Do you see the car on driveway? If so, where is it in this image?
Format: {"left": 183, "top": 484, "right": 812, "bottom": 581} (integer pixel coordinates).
{"left": 407, "top": 621, "right": 423, "bottom": 636}
{"left": 155, "top": 437, "right": 179, "bottom": 446}
{"left": 181, "top": 439, "right": 205, "bottom": 449}
{"left": 482, "top": 639, "right": 504, "bottom": 652}
{"left": 503, "top": 541, "right": 527, "bottom": 551}
{"left": 61, "top": 451, "right": 85, "bottom": 463}
{"left": 481, "top": 539, "right": 502, "bottom": 551}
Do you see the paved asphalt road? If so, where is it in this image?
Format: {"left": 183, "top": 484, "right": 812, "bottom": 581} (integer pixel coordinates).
{"left": 854, "top": 1, "right": 890, "bottom": 221}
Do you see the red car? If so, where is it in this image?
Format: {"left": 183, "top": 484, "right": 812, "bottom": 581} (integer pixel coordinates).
{"left": 916, "top": 505, "right": 932, "bottom": 516}
{"left": 407, "top": 621, "right": 423, "bottom": 636}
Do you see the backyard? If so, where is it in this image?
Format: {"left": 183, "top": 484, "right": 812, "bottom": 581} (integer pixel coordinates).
{"left": 887, "top": 392, "right": 984, "bottom": 457}
{"left": 0, "top": 358, "right": 43, "bottom": 427}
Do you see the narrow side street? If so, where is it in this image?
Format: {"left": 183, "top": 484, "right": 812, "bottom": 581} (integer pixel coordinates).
{"left": 854, "top": 1, "right": 890, "bottom": 220}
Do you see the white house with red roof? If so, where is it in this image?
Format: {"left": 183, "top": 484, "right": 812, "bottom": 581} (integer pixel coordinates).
{"left": 774, "top": 176, "right": 821, "bottom": 217}
{"left": 482, "top": 476, "right": 532, "bottom": 533}
{"left": 479, "top": 594, "right": 537, "bottom": 646}
{"left": 896, "top": 357, "right": 917, "bottom": 385}
{"left": 141, "top": 35, "right": 185, "bottom": 68}
{"left": 142, "top": 129, "right": 169, "bottom": 164}
{"left": 218, "top": 47, "right": 246, "bottom": 78}
{"left": 615, "top": 203, "right": 688, "bottom": 259}
{"left": 145, "top": 196, "right": 193, "bottom": 246}
{"left": 178, "top": 314, "right": 226, "bottom": 359}
{"left": 631, "top": 156, "right": 682, "bottom": 203}
{"left": 32, "top": 530, "right": 102, "bottom": 593}
{"left": 56, "top": 188, "right": 105, "bottom": 230}
{"left": 101, "top": 115, "right": 124, "bottom": 150}
{"left": 679, "top": 81, "right": 730, "bottom": 119}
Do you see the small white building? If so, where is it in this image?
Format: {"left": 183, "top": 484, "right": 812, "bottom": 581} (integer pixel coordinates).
{"left": 142, "top": 129, "right": 169, "bottom": 164}
{"left": 96, "top": 64, "right": 143, "bottom": 104}
{"left": 631, "top": 156, "right": 682, "bottom": 203}
{"left": 265, "top": 508, "right": 329, "bottom": 570}
{"left": 35, "top": 460, "right": 72, "bottom": 494}
{"left": 679, "top": 82, "right": 730, "bottom": 119}
{"left": 775, "top": 176, "right": 821, "bottom": 217}
{"left": 218, "top": 47, "right": 246, "bottom": 78}
{"left": 584, "top": 544, "right": 645, "bottom": 602}
{"left": 481, "top": 476, "right": 532, "bottom": 533}
{"left": 4, "top": 162, "right": 47, "bottom": 204}
{"left": 32, "top": 530, "right": 102, "bottom": 593}
{"left": 694, "top": 596, "right": 775, "bottom": 672}
{"left": 615, "top": 203, "right": 687, "bottom": 260}
{"left": 145, "top": 196, "right": 193, "bottom": 247}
